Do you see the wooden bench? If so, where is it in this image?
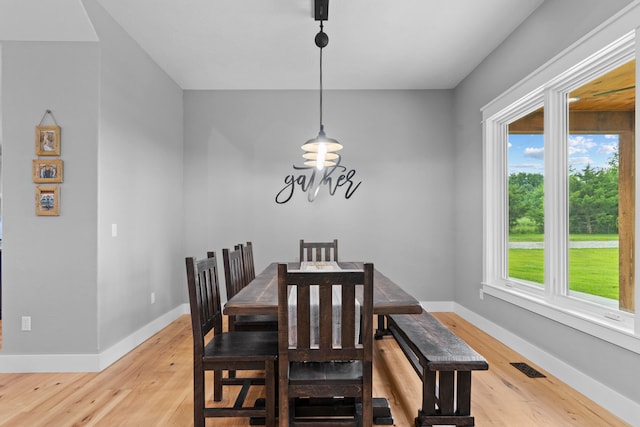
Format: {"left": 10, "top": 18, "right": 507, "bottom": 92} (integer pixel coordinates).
{"left": 387, "top": 312, "right": 488, "bottom": 427}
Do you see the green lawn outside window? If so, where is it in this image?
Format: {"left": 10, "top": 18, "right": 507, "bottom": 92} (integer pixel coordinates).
{"left": 508, "top": 234, "right": 619, "bottom": 300}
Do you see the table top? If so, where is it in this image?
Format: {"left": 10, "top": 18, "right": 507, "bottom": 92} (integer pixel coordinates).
{"left": 223, "top": 262, "right": 423, "bottom": 316}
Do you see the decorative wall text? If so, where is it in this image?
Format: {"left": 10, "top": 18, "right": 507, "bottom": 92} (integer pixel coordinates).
{"left": 275, "top": 157, "right": 362, "bottom": 204}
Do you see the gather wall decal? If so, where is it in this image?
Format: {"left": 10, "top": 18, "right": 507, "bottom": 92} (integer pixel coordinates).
{"left": 275, "top": 157, "right": 362, "bottom": 204}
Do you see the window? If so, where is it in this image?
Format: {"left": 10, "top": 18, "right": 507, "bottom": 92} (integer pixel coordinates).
{"left": 483, "top": 27, "right": 640, "bottom": 353}
{"left": 567, "top": 60, "right": 635, "bottom": 310}
{"left": 508, "top": 107, "right": 545, "bottom": 288}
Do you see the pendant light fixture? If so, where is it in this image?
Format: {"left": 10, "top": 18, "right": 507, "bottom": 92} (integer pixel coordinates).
{"left": 301, "top": 0, "right": 342, "bottom": 171}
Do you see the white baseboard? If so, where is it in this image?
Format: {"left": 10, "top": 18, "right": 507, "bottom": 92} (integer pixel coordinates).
{"left": 97, "top": 304, "right": 190, "bottom": 370}
{"left": 420, "top": 301, "right": 455, "bottom": 312}
{"left": 0, "top": 304, "right": 190, "bottom": 373}
{"left": 446, "top": 302, "right": 640, "bottom": 427}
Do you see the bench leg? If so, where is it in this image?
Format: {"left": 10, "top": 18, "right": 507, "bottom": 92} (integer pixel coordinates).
{"left": 439, "top": 371, "right": 455, "bottom": 414}
{"left": 415, "top": 369, "right": 476, "bottom": 427}
{"left": 416, "top": 411, "right": 476, "bottom": 427}
{"left": 421, "top": 369, "right": 437, "bottom": 415}
{"left": 457, "top": 371, "right": 472, "bottom": 416}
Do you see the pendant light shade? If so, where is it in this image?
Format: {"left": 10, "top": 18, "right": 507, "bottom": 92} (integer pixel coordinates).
{"left": 302, "top": 126, "right": 342, "bottom": 169}
{"left": 301, "top": 127, "right": 343, "bottom": 153}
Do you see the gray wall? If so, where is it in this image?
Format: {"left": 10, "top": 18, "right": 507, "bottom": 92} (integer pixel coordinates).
{"left": 83, "top": 0, "right": 185, "bottom": 352}
{"left": 0, "top": 0, "right": 184, "bottom": 356}
{"left": 453, "top": 0, "right": 639, "bottom": 407}
{"left": 184, "top": 89, "right": 455, "bottom": 302}
{"left": 1, "top": 42, "right": 100, "bottom": 354}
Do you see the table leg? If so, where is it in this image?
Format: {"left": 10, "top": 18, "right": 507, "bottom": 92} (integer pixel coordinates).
{"left": 375, "top": 314, "right": 393, "bottom": 339}
{"left": 251, "top": 397, "right": 394, "bottom": 425}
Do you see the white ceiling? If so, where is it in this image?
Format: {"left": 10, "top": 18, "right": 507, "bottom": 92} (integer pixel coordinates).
{"left": 93, "top": 0, "right": 545, "bottom": 90}
{"left": 0, "top": 0, "right": 544, "bottom": 90}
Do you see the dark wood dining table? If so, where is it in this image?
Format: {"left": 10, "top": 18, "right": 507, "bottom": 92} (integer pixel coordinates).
{"left": 224, "top": 262, "right": 423, "bottom": 425}
{"left": 223, "top": 262, "right": 424, "bottom": 331}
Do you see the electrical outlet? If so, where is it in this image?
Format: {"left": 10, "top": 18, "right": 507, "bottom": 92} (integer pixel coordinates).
{"left": 479, "top": 288, "right": 484, "bottom": 300}
{"left": 21, "top": 316, "right": 32, "bottom": 331}
{"left": 151, "top": 292, "right": 156, "bottom": 304}
{"left": 111, "top": 224, "right": 118, "bottom": 237}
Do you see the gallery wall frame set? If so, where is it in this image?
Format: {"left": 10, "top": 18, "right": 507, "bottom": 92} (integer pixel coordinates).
{"left": 34, "top": 111, "right": 62, "bottom": 216}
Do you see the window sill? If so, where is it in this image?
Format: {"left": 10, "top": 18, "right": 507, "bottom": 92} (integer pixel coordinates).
{"left": 481, "top": 282, "right": 640, "bottom": 355}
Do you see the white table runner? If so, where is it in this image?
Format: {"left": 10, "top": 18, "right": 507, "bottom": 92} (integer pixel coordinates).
{"left": 297, "top": 261, "right": 341, "bottom": 271}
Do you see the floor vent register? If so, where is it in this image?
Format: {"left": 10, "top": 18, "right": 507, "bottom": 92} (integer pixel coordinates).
{"left": 510, "top": 362, "right": 546, "bottom": 378}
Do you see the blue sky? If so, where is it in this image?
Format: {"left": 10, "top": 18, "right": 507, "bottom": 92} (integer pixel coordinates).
{"left": 508, "top": 133, "right": 619, "bottom": 175}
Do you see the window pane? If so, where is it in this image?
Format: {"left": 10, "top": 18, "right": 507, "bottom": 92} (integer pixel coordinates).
{"left": 567, "top": 59, "right": 635, "bottom": 312}
{"left": 508, "top": 107, "right": 544, "bottom": 286}
{"left": 567, "top": 133, "right": 619, "bottom": 305}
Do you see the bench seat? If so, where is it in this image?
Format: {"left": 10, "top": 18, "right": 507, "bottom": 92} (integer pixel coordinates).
{"left": 387, "top": 312, "right": 488, "bottom": 427}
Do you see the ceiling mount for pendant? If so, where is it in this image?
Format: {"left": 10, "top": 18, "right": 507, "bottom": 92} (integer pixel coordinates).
{"left": 314, "top": 0, "right": 329, "bottom": 21}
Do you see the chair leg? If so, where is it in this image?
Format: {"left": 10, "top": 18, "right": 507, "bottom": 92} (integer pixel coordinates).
{"left": 361, "top": 395, "right": 373, "bottom": 427}
{"left": 214, "top": 368, "right": 223, "bottom": 401}
{"left": 279, "top": 369, "right": 289, "bottom": 426}
{"left": 265, "top": 360, "right": 276, "bottom": 427}
{"left": 227, "top": 317, "right": 237, "bottom": 379}
{"left": 362, "top": 362, "right": 373, "bottom": 427}
{"left": 194, "top": 367, "right": 205, "bottom": 427}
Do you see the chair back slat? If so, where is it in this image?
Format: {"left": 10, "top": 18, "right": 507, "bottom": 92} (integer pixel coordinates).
{"left": 341, "top": 284, "right": 356, "bottom": 347}
{"left": 319, "top": 284, "right": 333, "bottom": 349}
{"left": 223, "top": 247, "right": 246, "bottom": 300}
{"left": 296, "top": 284, "right": 311, "bottom": 349}
{"left": 185, "top": 254, "right": 222, "bottom": 353}
{"left": 299, "top": 239, "right": 338, "bottom": 262}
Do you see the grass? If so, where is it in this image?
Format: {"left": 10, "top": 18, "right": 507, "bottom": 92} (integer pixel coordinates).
{"left": 508, "top": 247, "right": 619, "bottom": 300}
{"left": 508, "top": 249, "right": 544, "bottom": 284}
{"left": 508, "top": 233, "right": 618, "bottom": 242}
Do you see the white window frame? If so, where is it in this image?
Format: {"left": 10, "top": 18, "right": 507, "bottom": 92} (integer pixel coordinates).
{"left": 482, "top": 2, "right": 640, "bottom": 355}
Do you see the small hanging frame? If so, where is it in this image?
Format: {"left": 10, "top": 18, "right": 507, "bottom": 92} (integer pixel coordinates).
{"left": 35, "top": 110, "right": 61, "bottom": 156}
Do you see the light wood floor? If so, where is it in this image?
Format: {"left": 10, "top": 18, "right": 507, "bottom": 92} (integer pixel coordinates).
{"left": 0, "top": 314, "right": 629, "bottom": 426}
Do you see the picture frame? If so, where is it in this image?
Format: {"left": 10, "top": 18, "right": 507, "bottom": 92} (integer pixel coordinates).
{"left": 32, "top": 159, "right": 63, "bottom": 183}
{"left": 35, "top": 185, "right": 60, "bottom": 216}
{"left": 35, "top": 125, "right": 61, "bottom": 156}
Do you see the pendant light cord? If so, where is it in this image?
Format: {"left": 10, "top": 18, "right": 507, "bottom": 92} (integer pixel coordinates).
{"left": 319, "top": 20, "right": 324, "bottom": 130}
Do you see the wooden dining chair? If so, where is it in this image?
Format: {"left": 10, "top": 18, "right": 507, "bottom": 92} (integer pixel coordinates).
{"left": 222, "top": 247, "right": 278, "bottom": 333}
{"left": 185, "top": 253, "right": 277, "bottom": 427}
{"left": 237, "top": 241, "right": 256, "bottom": 286}
{"left": 299, "top": 239, "right": 339, "bottom": 262}
{"left": 277, "top": 263, "right": 374, "bottom": 426}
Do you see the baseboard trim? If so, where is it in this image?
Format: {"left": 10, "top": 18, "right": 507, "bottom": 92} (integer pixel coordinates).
{"left": 446, "top": 302, "right": 640, "bottom": 427}
{"left": 420, "top": 301, "right": 455, "bottom": 312}
{"left": 0, "top": 304, "right": 190, "bottom": 373}
{"left": 97, "top": 304, "right": 190, "bottom": 370}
